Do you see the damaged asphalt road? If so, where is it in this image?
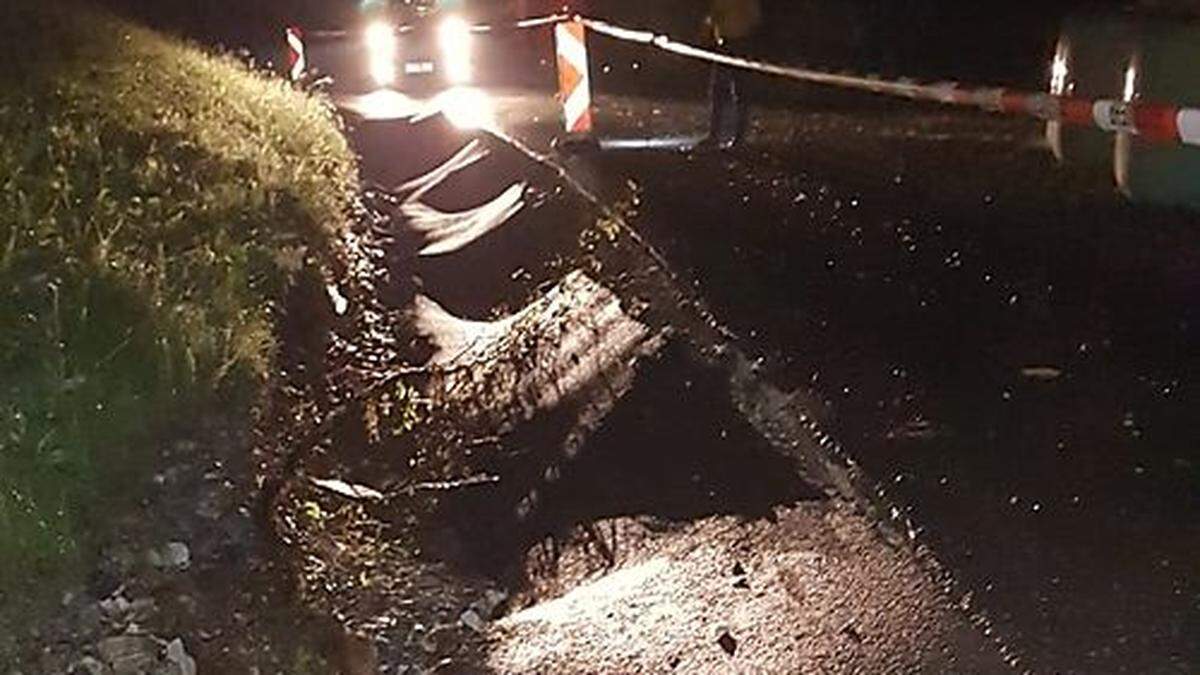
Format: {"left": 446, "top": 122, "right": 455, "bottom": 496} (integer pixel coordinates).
{"left": 259, "top": 68, "right": 1197, "bottom": 672}
{"left": 256, "top": 93, "right": 1012, "bottom": 672}
{"left": 565, "top": 94, "right": 1200, "bottom": 672}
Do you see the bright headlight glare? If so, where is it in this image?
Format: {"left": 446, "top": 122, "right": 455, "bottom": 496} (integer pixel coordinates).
{"left": 1049, "top": 41, "right": 1070, "bottom": 96}
{"left": 439, "top": 16, "right": 473, "bottom": 84}
{"left": 436, "top": 87, "right": 494, "bottom": 130}
{"left": 365, "top": 22, "right": 397, "bottom": 87}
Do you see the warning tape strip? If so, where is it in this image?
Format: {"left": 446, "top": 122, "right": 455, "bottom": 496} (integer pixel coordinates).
{"left": 578, "top": 17, "right": 1200, "bottom": 149}
{"left": 288, "top": 11, "right": 1200, "bottom": 148}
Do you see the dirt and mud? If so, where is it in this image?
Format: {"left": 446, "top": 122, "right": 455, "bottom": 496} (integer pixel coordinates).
{"left": 238, "top": 99, "right": 1017, "bottom": 673}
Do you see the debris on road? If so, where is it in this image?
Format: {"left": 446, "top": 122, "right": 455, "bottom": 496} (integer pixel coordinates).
{"left": 164, "top": 638, "right": 198, "bottom": 675}
{"left": 146, "top": 542, "right": 191, "bottom": 572}
{"left": 489, "top": 505, "right": 1003, "bottom": 673}
{"left": 310, "top": 477, "right": 386, "bottom": 501}
{"left": 716, "top": 629, "right": 739, "bottom": 656}
{"left": 459, "top": 609, "right": 486, "bottom": 633}
{"left": 97, "top": 635, "right": 158, "bottom": 674}
{"left": 1021, "top": 365, "right": 1064, "bottom": 381}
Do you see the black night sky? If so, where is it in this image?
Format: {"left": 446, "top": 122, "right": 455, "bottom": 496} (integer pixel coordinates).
{"left": 93, "top": 0, "right": 1150, "bottom": 85}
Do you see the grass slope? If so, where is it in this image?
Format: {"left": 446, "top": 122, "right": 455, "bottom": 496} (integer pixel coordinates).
{"left": 0, "top": 0, "right": 356, "bottom": 616}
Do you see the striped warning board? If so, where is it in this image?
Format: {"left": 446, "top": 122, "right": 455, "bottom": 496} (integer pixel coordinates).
{"left": 555, "top": 19, "right": 593, "bottom": 135}
{"left": 286, "top": 26, "right": 306, "bottom": 82}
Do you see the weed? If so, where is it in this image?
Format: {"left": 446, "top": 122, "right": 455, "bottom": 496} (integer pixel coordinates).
{"left": 0, "top": 0, "right": 357, "bottom": 620}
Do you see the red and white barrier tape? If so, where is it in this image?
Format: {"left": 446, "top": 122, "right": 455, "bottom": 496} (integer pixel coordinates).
{"left": 578, "top": 17, "right": 1200, "bottom": 148}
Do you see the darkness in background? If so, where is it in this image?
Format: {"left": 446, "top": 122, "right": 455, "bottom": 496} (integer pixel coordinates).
{"left": 92, "top": 0, "right": 359, "bottom": 54}
{"left": 585, "top": 0, "right": 1125, "bottom": 86}
{"left": 88, "top": 0, "right": 1138, "bottom": 87}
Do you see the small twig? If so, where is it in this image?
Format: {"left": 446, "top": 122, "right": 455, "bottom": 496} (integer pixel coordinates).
{"left": 401, "top": 473, "right": 500, "bottom": 495}
{"left": 464, "top": 435, "right": 502, "bottom": 448}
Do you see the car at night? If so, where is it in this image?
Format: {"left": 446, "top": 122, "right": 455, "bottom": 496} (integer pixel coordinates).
{"left": 296, "top": 0, "right": 585, "bottom": 95}
{"left": 291, "top": 0, "right": 486, "bottom": 94}
{"left": 359, "top": 0, "right": 478, "bottom": 91}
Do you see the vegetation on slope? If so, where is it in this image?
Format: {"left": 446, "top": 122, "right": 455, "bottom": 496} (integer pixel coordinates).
{"left": 0, "top": 0, "right": 356, "bottom": 613}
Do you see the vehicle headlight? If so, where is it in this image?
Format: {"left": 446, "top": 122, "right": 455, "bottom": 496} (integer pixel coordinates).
{"left": 438, "top": 16, "right": 473, "bottom": 84}
{"left": 365, "top": 21, "right": 397, "bottom": 87}
{"left": 1049, "top": 41, "right": 1070, "bottom": 96}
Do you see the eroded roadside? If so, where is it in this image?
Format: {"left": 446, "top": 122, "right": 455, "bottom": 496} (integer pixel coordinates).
{"left": 243, "top": 109, "right": 1014, "bottom": 673}
{"left": 10, "top": 101, "right": 1012, "bottom": 674}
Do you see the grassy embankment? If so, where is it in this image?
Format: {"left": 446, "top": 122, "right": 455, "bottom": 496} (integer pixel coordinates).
{"left": 0, "top": 1, "right": 357, "bottom": 615}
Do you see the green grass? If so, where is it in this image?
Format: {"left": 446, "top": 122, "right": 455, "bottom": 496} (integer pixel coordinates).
{"left": 0, "top": 0, "right": 357, "bottom": 616}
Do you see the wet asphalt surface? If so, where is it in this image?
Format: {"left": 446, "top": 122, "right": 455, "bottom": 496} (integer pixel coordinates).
{"left": 338, "top": 47, "right": 1199, "bottom": 673}
{"left": 567, "top": 97, "right": 1200, "bottom": 672}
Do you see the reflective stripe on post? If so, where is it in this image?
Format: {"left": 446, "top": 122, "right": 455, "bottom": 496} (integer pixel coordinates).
{"left": 555, "top": 19, "right": 593, "bottom": 135}
{"left": 1177, "top": 109, "right": 1200, "bottom": 146}
{"left": 286, "top": 26, "right": 306, "bottom": 82}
